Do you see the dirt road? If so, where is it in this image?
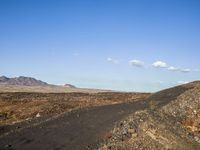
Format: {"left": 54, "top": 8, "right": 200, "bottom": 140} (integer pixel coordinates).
{"left": 0, "top": 100, "right": 148, "bottom": 150}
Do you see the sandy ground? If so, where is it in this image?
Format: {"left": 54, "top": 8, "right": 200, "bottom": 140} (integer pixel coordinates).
{"left": 0, "top": 85, "right": 112, "bottom": 93}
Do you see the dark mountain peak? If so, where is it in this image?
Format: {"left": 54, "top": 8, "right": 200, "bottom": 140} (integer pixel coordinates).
{"left": 0, "top": 76, "right": 48, "bottom": 86}
{"left": 0, "top": 76, "right": 9, "bottom": 81}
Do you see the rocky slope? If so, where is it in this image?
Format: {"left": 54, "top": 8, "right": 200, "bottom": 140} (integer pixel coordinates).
{"left": 0, "top": 76, "right": 48, "bottom": 86}
{"left": 100, "top": 81, "right": 200, "bottom": 150}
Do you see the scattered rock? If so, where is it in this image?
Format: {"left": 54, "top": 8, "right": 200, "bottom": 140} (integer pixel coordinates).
{"left": 128, "top": 128, "right": 136, "bottom": 134}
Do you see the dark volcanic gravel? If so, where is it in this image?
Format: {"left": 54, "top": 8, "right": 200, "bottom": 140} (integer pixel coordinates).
{"left": 0, "top": 100, "right": 148, "bottom": 150}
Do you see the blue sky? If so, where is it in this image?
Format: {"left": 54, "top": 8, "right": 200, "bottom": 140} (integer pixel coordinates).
{"left": 0, "top": 0, "right": 200, "bottom": 92}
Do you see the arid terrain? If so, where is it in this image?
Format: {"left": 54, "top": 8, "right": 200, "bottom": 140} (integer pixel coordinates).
{"left": 0, "top": 76, "right": 150, "bottom": 126}
{"left": 1, "top": 76, "right": 200, "bottom": 150}
{"left": 1, "top": 0, "right": 199, "bottom": 149}
{"left": 0, "top": 92, "right": 149, "bottom": 126}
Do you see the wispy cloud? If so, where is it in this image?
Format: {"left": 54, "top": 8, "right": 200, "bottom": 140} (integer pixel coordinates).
{"left": 106, "top": 58, "right": 197, "bottom": 74}
{"left": 107, "top": 57, "right": 119, "bottom": 64}
{"left": 152, "top": 61, "right": 167, "bottom": 68}
{"left": 177, "top": 80, "right": 189, "bottom": 85}
{"left": 167, "top": 66, "right": 180, "bottom": 71}
{"left": 167, "top": 66, "right": 193, "bottom": 73}
{"left": 179, "top": 68, "right": 191, "bottom": 73}
{"left": 129, "top": 60, "right": 144, "bottom": 67}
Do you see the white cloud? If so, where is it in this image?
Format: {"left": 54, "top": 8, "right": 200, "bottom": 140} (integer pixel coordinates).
{"left": 107, "top": 57, "right": 119, "bottom": 64}
{"left": 180, "top": 68, "right": 191, "bottom": 73}
{"left": 177, "top": 81, "right": 189, "bottom": 85}
{"left": 129, "top": 60, "right": 144, "bottom": 67}
{"left": 168, "top": 66, "right": 179, "bottom": 71}
{"left": 167, "top": 66, "right": 193, "bottom": 73}
{"left": 152, "top": 61, "right": 167, "bottom": 68}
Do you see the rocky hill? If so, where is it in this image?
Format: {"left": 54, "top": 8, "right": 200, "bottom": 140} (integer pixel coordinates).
{"left": 100, "top": 81, "right": 200, "bottom": 150}
{"left": 0, "top": 76, "right": 48, "bottom": 86}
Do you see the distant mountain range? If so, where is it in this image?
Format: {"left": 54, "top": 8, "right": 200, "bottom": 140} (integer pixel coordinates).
{"left": 0, "top": 76, "right": 48, "bottom": 86}
{"left": 0, "top": 76, "right": 115, "bottom": 93}
{"left": 0, "top": 76, "right": 78, "bottom": 89}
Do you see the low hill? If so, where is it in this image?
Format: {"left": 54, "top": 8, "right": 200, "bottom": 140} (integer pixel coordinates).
{"left": 101, "top": 81, "right": 200, "bottom": 150}
{"left": 64, "top": 84, "right": 76, "bottom": 88}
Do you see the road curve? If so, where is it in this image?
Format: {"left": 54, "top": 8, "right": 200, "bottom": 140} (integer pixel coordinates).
{"left": 0, "top": 100, "right": 148, "bottom": 150}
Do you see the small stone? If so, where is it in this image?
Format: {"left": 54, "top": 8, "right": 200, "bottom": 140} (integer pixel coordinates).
{"left": 122, "top": 128, "right": 128, "bottom": 135}
{"left": 131, "top": 133, "right": 138, "bottom": 138}
{"left": 5, "top": 144, "right": 12, "bottom": 148}
{"left": 128, "top": 128, "right": 136, "bottom": 134}
{"left": 193, "top": 110, "right": 197, "bottom": 114}
{"left": 194, "top": 136, "right": 200, "bottom": 143}
{"left": 36, "top": 113, "right": 40, "bottom": 118}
